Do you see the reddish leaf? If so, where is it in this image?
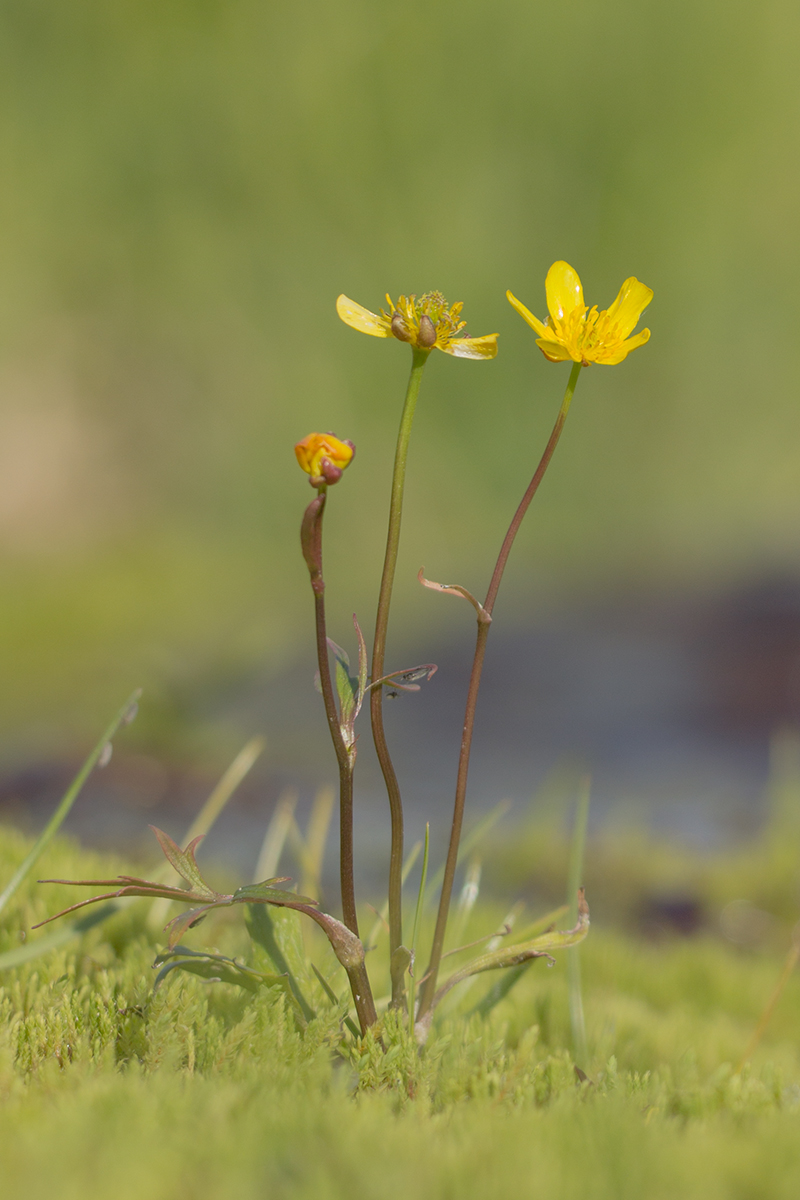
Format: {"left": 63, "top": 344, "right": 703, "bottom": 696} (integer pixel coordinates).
{"left": 150, "top": 827, "right": 215, "bottom": 897}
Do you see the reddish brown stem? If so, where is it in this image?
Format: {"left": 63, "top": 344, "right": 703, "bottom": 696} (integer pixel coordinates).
{"left": 302, "top": 491, "right": 358, "bottom": 937}
{"left": 417, "top": 361, "right": 581, "bottom": 1022}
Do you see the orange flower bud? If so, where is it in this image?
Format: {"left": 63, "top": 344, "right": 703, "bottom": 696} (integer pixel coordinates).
{"left": 295, "top": 432, "right": 355, "bottom": 487}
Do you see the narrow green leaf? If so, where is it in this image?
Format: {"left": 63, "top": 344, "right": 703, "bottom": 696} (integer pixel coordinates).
{"left": 232, "top": 883, "right": 317, "bottom": 906}
{"left": 153, "top": 947, "right": 308, "bottom": 1027}
{"left": 0, "top": 689, "right": 141, "bottom": 918}
{"left": 147, "top": 737, "right": 266, "bottom": 931}
{"left": 426, "top": 800, "right": 512, "bottom": 903}
{"left": 245, "top": 905, "right": 316, "bottom": 1023}
{"left": 153, "top": 957, "right": 262, "bottom": 993}
{"left": 353, "top": 614, "right": 368, "bottom": 717}
{"left": 0, "top": 902, "right": 118, "bottom": 972}
{"left": 334, "top": 656, "right": 356, "bottom": 728}
{"left": 326, "top": 637, "right": 350, "bottom": 671}
{"left": 410, "top": 822, "right": 430, "bottom": 958}
{"left": 433, "top": 891, "right": 590, "bottom": 1007}
{"left": 468, "top": 963, "right": 530, "bottom": 1020}
{"left": 164, "top": 903, "right": 222, "bottom": 948}
{"left": 567, "top": 776, "right": 591, "bottom": 1067}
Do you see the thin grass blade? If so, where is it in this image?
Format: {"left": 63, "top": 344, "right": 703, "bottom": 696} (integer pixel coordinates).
{"left": 0, "top": 689, "right": 141, "bottom": 918}
{"left": 253, "top": 788, "right": 299, "bottom": 883}
{"left": 567, "top": 775, "right": 591, "bottom": 1067}
{"left": 425, "top": 800, "right": 511, "bottom": 904}
{"left": 148, "top": 736, "right": 266, "bottom": 929}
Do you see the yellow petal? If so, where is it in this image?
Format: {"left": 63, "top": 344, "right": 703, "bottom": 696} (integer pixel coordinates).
{"left": 545, "top": 262, "right": 584, "bottom": 323}
{"left": 336, "top": 294, "right": 392, "bottom": 337}
{"left": 604, "top": 278, "right": 653, "bottom": 339}
{"left": 443, "top": 333, "right": 499, "bottom": 360}
{"left": 597, "top": 328, "right": 651, "bottom": 365}
{"left": 536, "top": 338, "right": 575, "bottom": 363}
{"left": 506, "top": 290, "right": 550, "bottom": 338}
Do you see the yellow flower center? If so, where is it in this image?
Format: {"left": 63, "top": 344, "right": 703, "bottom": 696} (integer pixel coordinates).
{"left": 549, "top": 305, "right": 632, "bottom": 365}
{"left": 381, "top": 292, "right": 467, "bottom": 350}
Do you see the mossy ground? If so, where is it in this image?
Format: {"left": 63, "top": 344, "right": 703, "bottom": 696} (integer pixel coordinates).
{"left": 1, "top": 821, "right": 800, "bottom": 1199}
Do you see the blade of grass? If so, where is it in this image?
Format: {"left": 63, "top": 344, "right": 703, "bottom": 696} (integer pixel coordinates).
{"left": 365, "top": 839, "right": 422, "bottom": 951}
{"left": 254, "top": 788, "right": 299, "bottom": 883}
{"left": 148, "top": 736, "right": 266, "bottom": 929}
{"left": 0, "top": 902, "right": 119, "bottom": 971}
{"left": 736, "top": 922, "right": 800, "bottom": 1072}
{"left": 567, "top": 775, "right": 591, "bottom": 1068}
{"left": 290, "top": 786, "right": 334, "bottom": 955}
{"left": 461, "top": 906, "right": 572, "bottom": 1021}
{"left": 407, "top": 823, "right": 430, "bottom": 1023}
{"left": 438, "top": 902, "right": 523, "bottom": 1016}
{"left": 424, "top": 800, "right": 511, "bottom": 905}
{"left": 447, "top": 855, "right": 482, "bottom": 954}
{"left": 0, "top": 690, "right": 141, "bottom": 919}
{"left": 183, "top": 736, "right": 266, "bottom": 846}
{"left": 300, "top": 785, "right": 335, "bottom": 901}
{"left": 310, "top": 962, "right": 361, "bottom": 1038}
{"left": 245, "top": 905, "right": 316, "bottom": 1023}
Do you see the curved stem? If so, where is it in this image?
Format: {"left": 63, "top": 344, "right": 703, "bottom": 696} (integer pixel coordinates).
{"left": 417, "top": 361, "right": 581, "bottom": 1022}
{"left": 370, "top": 348, "right": 430, "bottom": 998}
{"left": 303, "top": 491, "right": 359, "bottom": 937}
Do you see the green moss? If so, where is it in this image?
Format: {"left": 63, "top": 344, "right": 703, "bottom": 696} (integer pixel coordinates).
{"left": 2, "top": 823, "right": 800, "bottom": 1196}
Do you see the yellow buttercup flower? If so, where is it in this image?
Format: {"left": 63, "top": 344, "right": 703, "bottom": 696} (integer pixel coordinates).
{"left": 507, "top": 262, "right": 652, "bottom": 366}
{"left": 295, "top": 432, "right": 355, "bottom": 486}
{"left": 336, "top": 291, "right": 498, "bottom": 360}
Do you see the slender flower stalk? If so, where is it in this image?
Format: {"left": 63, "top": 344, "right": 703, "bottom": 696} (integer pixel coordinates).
{"left": 417, "top": 361, "right": 582, "bottom": 1021}
{"left": 295, "top": 433, "right": 359, "bottom": 933}
{"left": 372, "top": 347, "right": 430, "bottom": 990}
{"left": 337, "top": 289, "right": 498, "bottom": 1007}
{"left": 296, "top": 432, "right": 378, "bottom": 1031}
{"left": 300, "top": 490, "right": 360, "bottom": 936}
{"left": 299, "top": 485, "right": 379, "bottom": 1032}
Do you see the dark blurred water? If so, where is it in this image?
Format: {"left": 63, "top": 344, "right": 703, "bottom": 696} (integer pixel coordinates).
{"left": 3, "top": 578, "right": 800, "bottom": 890}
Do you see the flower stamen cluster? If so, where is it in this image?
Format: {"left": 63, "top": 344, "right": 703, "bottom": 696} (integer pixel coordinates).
{"left": 337, "top": 291, "right": 498, "bottom": 359}
{"left": 507, "top": 261, "right": 652, "bottom": 366}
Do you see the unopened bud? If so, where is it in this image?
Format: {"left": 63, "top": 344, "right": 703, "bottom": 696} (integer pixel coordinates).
{"left": 319, "top": 457, "right": 342, "bottom": 485}
{"left": 391, "top": 312, "right": 413, "bottom": 342}
{"left": 417, "top": 314, "right": 437, "bottom": 348}
{"left": 295, "top": 432, "right": 355, "bottom": 487}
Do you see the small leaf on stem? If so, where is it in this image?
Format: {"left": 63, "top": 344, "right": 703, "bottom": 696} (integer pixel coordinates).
{"left": 418, "top": 569, "right": 491, "bottom": 624}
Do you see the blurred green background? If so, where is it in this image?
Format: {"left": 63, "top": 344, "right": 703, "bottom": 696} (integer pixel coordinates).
{"left": 1, "top": 0, "right": 799, "bottom": 769}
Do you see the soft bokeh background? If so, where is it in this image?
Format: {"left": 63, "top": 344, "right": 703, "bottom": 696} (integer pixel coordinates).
{"left": 2, "top": 0, "right": 800, "bottom": 865}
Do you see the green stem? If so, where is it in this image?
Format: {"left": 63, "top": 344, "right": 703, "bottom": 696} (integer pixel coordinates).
{"left": 417, "top": 361, "right": 581, "bottom": 1022}
{"left": 370, "top": 347, "right": 430, "bottom": 1002}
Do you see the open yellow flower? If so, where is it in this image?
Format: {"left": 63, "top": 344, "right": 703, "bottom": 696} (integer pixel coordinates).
{"left": 295, "top": 432, "right": 355, "bottom": 487}
{"left": 507, "top": 262, "right": 652, "bottom": 366}
{"left": 336, "top": 291, "right": 498, "bottom": 360}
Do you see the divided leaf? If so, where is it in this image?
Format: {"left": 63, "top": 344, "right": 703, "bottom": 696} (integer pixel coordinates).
{"left": 150, "top": 826, "right": 216, "bottom": 897}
